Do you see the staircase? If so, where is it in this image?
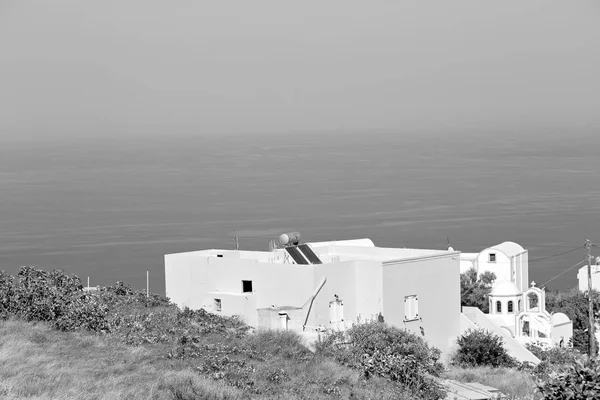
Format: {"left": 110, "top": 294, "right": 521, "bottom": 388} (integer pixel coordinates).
{"left": 461, "top": 307, "right": 540, "bottom": 365}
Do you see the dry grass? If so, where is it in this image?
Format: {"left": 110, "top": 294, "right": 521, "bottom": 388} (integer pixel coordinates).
{"left": 0, "top": 320, "right": 413, "bottom": 399}
{"left": 0, "top": 319, "right": 241, "bottom": 400}
{"left": 444, "top": 365, "right": 540, "bottom": 400}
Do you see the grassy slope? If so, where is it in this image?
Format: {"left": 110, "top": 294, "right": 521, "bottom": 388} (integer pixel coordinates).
{"left": 0, "top": 319, "right": 410, "bottom": 400}
{"left": 0, "top": 319, "right": 232, "bottom": 400}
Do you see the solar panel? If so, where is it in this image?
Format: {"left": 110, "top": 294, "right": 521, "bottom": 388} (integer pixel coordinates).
{"left": 298, "top": 244, "right": 322, "bottom": 264}
{"left": 285, "top": 246, "right": 309, "bottom": 265}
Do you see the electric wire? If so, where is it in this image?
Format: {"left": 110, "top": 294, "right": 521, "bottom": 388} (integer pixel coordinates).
{"left": 529, "top": 245, "right": 586, "bottom": 263}
{"left": 540, "top": 259, "right": 588, "bottom": 288}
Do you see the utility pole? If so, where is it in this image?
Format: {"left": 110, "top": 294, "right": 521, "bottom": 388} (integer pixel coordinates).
{"left": 586, "top": 239, "right": 596, "bottom": 357}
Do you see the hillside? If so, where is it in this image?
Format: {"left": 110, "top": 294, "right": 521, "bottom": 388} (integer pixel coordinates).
{"left": 0, "top": 318, "right": 414, "bottom": 400}
{"left": 0, "top": 267, "right": 428, "bottom": 399}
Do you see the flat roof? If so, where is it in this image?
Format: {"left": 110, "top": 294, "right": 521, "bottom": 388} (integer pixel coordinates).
{"left": 166, "top": 239, "right": 457, "bottom": 265}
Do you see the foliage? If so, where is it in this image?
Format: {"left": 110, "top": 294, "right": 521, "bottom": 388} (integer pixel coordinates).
{"left": 537, "top": 358, "right": 600, "bottom": 400}
{"left": 98, "top": 281, "right": 174, "bottom": 310}
{"left": 545, "top": 288, "right": 599, "bottom": 356}
{"left": 54, "top": 292, "right": 111, "bottom": 333}
{"left": 525, "top": 342, "right": 583, "bottom": 379}
{"left": 460, "top": 268, "right": 496, "bottom": 313}
{"left": 316, "top": 319, "right": 446, "bottom": 399}
{"left": 0, "top": 266, "right": 248, "bottom": 342}
{"left": 0, "top": 266, "right": 83, "bottom": 322}
{"left": 0, "top": 271, "right": 17, "bottom": 320}
{"left": 526, "top": 342, "right": 580, "bottom": 365}
{"left": 452, "top": 328, "right": 517, "bottom": 368}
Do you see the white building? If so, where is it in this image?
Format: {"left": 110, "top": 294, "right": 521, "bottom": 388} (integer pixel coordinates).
{"left": 577, "top": 259, "right": 600, "bottom": 292}
{"left": 165, "top": 237, "right": 463, "bottom": 358}
{"left": 487, "top": 281, "right": 572, "bottom": 346}
{"left": 460, "top": 241, "right": 529, "bottom": 293}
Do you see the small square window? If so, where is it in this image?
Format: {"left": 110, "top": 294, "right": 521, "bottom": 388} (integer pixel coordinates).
{"left": 242, "top": 280, "right": 253, "bottom": 293}
{"left": 489, "top": 253, "right": 496, "bottom": 263}
{"left": 214, "top": 299, "right": 222, "bottom": 312}
{"left": 404, "top": 295, "right": 419, "bottom": 321}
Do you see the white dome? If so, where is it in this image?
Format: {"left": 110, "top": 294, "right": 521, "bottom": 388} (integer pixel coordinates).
{"left": 490, "top": 280, "right": 520, "bottom": 297}
{"left": 551, "top": 312, "right": 571, "bottom": 325}
{"left": 489, "top": 241, "right": 526, "bottom": 257}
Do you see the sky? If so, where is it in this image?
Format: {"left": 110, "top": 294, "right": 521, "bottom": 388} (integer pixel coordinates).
{"left": 1, "top": 1, "right": 599, "bottom": 138}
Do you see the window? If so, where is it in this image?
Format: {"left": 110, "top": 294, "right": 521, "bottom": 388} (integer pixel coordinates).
{"left": 404, "top": 295, "right": 419, "bottom": 321}
{"left": 489, "top": 253, "right": 496, "bottom": 263}
{"left": 496, "top": 300, "right": 502, "bottom": 313}
{"left": 508, "top": 301, "right": 514, "bottom": 313}
{"left": 214, "top": 299, "right": 222, "bottom": 312}
{"left": 518, "top": 299, "right": 522, "bottom": 312}
{"left": 242, "top": 280, "right": 253, "bottom": 293}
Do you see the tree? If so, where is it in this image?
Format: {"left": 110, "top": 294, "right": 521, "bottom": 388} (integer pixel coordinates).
{"left": 545, "top": 288, "right": 599, "bottom": 356}
{"left": 452, "top": 328, "right": 516, "bottom": 367}
{"left": 460, "top": 268, "right": 496, "bottom": 313}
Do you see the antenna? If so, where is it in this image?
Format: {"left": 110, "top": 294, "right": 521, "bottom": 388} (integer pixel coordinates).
{"left": 233, "top": 228, "right": 239, "bottom": 251}
{"left": 446, "top": 237, "right": 454, "bottom": 252}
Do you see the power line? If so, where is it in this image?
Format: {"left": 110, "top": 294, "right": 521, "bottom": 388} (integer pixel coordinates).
{"left": 540, "top": 259, "right": 587, "bottom": 288}
{"left": 529, "top": 245, "right": 586, "bottom": 263}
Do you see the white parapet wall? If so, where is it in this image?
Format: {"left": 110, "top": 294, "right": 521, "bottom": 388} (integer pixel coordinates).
{"left": 461, "top": 307, "right": 540, "bottom": 365}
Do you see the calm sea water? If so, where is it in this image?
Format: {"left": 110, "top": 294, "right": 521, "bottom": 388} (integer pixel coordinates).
{"left": 1, "top": 131, "right": 598, "bottom": 294}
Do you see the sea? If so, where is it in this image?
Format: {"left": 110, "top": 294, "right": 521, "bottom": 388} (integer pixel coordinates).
{"left": 1, "top": 130, "right": 598, "bottom": 294}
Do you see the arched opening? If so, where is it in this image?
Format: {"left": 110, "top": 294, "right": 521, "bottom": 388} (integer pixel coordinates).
{"left": 518, "top": 299, "right": 522, "bottom": 312}
{"left": 496, "top": 301, "right": 502, "bottom": 313}
{"left": 521, "top": 317, "right": 530, "bottom": 337}
{"left": 508, "top": 300, "right": 514, "bottom": 313}
{"left": 527, "top": 292, "right": 539, "bottom": 311}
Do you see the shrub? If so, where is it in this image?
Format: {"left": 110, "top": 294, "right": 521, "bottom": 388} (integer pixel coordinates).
{"left": 316, "top": 320, "right": 445, "bottom": 399}
{"left": 7, "top": 266, "right": 83, "bottom": 322}
{"left": 0, "top": 271, "right": 17, "bottom": 320}
{"left": 54, "top": 293, "right": 111, "bottom": 333}
{"left": 452, "top": 328, "right": 516, "bottom": 368}
{"left": 537, "top": 358, "right": 600, "bottom": 399}
{"left": 97, "top": 281, "right": 173, "bottom": 311}
{"left": 525, "top": 341, "right": 583, "bottom": 377}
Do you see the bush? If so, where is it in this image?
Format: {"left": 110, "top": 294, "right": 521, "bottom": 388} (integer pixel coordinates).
{"left": 97, "top": 281, "right": 173, "bottom": 311}
{"left": 525, "top": 341, "right": 583, "bottom": 378}
{"left": 4, "top": 266, "right": 83, "bottom": 323}
{"left": 537, "top": 358, "right": 600, "bottom": 399}
{"left": 452, "top": 328, "right": 516, "bottom": 368}
{"left": 54, "top": 293, "right": 111, "bottom": 333}
{"left": 316, "top": 320, "right": 445, "bottom": 399}
{"left": 0, "top": 271, "right": 17, "bottom": 320}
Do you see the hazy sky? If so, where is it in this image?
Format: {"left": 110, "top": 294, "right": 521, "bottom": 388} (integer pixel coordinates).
{"left": 1, "top": 1, "right": 599, "bottom": 137}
